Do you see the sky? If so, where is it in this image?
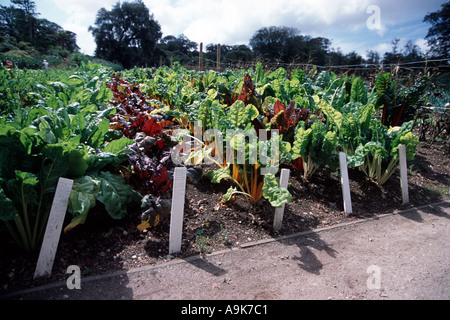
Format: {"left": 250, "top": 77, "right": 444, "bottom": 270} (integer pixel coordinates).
{"left": 1, "top": 0, "right": 447, "bottom": 60}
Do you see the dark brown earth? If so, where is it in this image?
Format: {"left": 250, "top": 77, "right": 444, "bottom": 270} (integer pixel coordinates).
{"left": 0, "top": 139, "right": 448, "bottom": 295}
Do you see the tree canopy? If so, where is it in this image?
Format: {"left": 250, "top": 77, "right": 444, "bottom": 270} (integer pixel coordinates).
{"left": 157, "top": 34, "right": 198, "bottom": 65}
{"left": 424, "top": 1, "right": 450, "bottom": 58}
{"left": 2, "top": 0, "right": 446, "bottom": 70}
{"left": 89, "top": 0, "right": 162, "bottom": 69}
{"left": 249, "top": 26, "right": 360, "bottom": 66}
{"left": 0, "top": 0, "right": 79, "bottom": 57}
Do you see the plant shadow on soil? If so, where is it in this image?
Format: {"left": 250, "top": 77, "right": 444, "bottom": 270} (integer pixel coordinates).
{"left": 0, "top": 142, "right": 449, "bottom": 296}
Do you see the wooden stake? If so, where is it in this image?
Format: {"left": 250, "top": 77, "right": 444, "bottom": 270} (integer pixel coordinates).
{"left": 399, "top": 144, "right": 409, "bottom": 204}
{"left": 273, "top": 169, "right": 290, "bottom": 231}
{"left": 217, "top": 43, "right": 221, "bottom": 72}
{"left": 169, "top": 167, "right": 187, "bottom": 254}
{"left": 34, "top": 178, "right": 73, "bottom": 279}
{"left": 339, "top": 152, "right": 353, "bottom": 215}
{"left": 199, "top": 42, "right": 203, "bottom": 71}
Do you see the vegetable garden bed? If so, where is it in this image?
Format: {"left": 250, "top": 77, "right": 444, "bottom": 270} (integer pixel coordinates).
{"left": 0, "top": 62, "right": 448, "bottom": 294}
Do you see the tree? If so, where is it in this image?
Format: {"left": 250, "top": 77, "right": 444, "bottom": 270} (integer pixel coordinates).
{"left": 366, "top": 50, "right": 380, "bottom": 65}
{"left": 344, "top": 51, "right": 364, "bottom": 65}
{"left": 0, "top": 5, "right": 19, "bottom": 41}
{"left": 0, "top": 0, "right": 79, "bottom": 56}
{"left": 11, "top": 0, "right": 37, "bottom": 46}
{"left": 381, "top": 38, "right": 424, "bottom": 65}
{"left": 157, "top": 34, "right": 198, "bottom": 65}
{"left": 160, "top": 34, "right": 197, "bottom": 53}
{"left": 205, "top": 43, "right": 253, "bottom": 66}
{"left": 249, "top": 26, "right": 299, "bottom": 62}
{"left": 424, "top": 1, "right": 450, "bottom": 58}
{"left": 33, "top": 19, "right": 79, "bottom": 54}
{"left": 382, "top": 38, "right": 403, "bottom": 64}
{"left": 89, "top": 0, "right": 162, "bottom": 68}
{"left": 402, "top": 40, "right": 423, "bottom": 62}
{"left": 222, "top": 45, "right": 253, "bottom": 63}
{"left": 249, "top": 26, "right": 332, "bottom": 65}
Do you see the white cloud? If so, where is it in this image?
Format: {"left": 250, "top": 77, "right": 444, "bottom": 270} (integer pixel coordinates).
{"left": 38, "top": 0, "right": 447, "bottom": 57}
{"left": 415, "top": 38, "right": 430, "bottom": 54}
{"left": 370, "top": 42, "right": 392, "bottom": 55}
{"left": 141, "top": 0, "right": 379, "bottom": 50}
{"left": 46, "top": 0, "right": 113, "bottom": 55}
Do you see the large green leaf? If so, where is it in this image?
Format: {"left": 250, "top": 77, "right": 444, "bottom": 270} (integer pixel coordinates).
{"left": 375, "top": 73, "right": 391, "bottom": 98}
{"left": 41, "top": 141, "right": 88, "bottom": 182}
{"left": 319, "top": 100, "right": 343, "bottom": 130}
{"left": 347, "top": 144, "right": 366, "bottom": 168}
{"left": 267, "top": 68, "right": 287, "bottom": 82}
{"left": 65, "top": 176, "right": 101, "bottom": 232}
{"left": 227, "top": 100, "right": 259, "bottom": 128}
{"left": 205, "top": 165, "right": 232, "bottom": 184}
{"left": 262, "top": 174, "right": 292, "bottom": 208}
{"left": 291, "top": 69, "right": 305, "bottom": 84}
{"left": 392, "top": 131, "right": 419, "bottom": 159}
{"left": 65, "top": 75, "right": 85, "bottom": 87}
{"left": 65, "top": 172, "right": 135, "bottom": 231}
{"left": 350, "top": 77, "right": 368, "bottom": 104}
{"left": 324, "top": 79, "right": 346, "bottom": 110}
{"left": 0, "top": 185, "right": 18, "bottom": 222}
{"left": 86, "top": 152, "right": 127, "bottom": 174}
{"left": 70, "top": 113, "right": 86, "bottom": 134}
{"left": 254, "top": 62, "right": 266, "bottom": 85}
{"left": 318, "top": 131, "right": 339, "bottom": 170}
{"left": 209, "top": 100, "right": 226, "bottom": 130}
{"left": 87, "top": 118, "right": 110, "bottom": 149}
{"left": 6, "top": 170, "right": 39, "bottom": 216}
{"left": 102, "top": 137, "right": 135, "bottom": 154}
{"left": 315, "top": 71, "right": 333, "bottom": 89}
{"left": 96, "top": 172, "right": 134, "bottom": 220}
{"left": 292, "top": 126, "right": 312, "bottom": 160}
{"left": 357, "top": 103, "right": 375, "bottom": 132}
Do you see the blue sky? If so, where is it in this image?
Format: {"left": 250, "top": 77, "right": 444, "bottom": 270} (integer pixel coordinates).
{"left": 1, "top": 0, "right": 446, "bottom": 59}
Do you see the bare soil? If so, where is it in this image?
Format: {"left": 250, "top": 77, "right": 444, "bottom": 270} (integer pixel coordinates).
{"left": 1, "top": 140, "right": 449, "bottom": 295}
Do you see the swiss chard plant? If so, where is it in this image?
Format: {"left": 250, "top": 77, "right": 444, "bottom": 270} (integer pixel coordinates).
{"left": 346, "top": 120, "right": 420, "bottom": 185}
{"left": 320, "top": 95, "right": 420, "bottom": 185}
{"left": 0, "top": 64, "right": 143, "bottom": 250}
{"left": 291, "top": 119, "right": 339, "bottom": 179}
{"left": 107, "top": 73, "right": 176, "bottom": 230}
{"left": 183, "top": 98, "right": 292, "bottom": 208}
{"left": 374, "top": 72, "right": 430, "bottom": 127}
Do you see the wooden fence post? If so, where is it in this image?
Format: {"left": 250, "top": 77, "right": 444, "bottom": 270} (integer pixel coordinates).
{"left": 217, "top": 43, "right": 221, "bottom": 72}
{"left": 199, "top": 42, "right": 203, "bottom": 71}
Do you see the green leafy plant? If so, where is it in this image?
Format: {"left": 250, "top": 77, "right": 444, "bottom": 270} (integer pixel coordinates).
{"left": 320, "top": 99, "right": 375, "bottom": 156}
{"left": 180, "top": 97, "right": 292, "bottom": 207}
{"left": 347, "top": 120, "right": 420, "bottom": 185}
{"left": 65, "top": 172, "right": 140, "bottom": 232}
{"left": 375, "top": 72, "right": 430, "bottom": 127}
{"left": 291, "top": 120, "right": 339, "bottom": 179}
{"left": 0, "top": 64, "right": 138, "bottom": 250}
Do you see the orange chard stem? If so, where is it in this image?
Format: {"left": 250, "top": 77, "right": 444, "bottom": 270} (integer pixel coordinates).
{"left": 242, "top": 163, "right": 251, "bottom": 197}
